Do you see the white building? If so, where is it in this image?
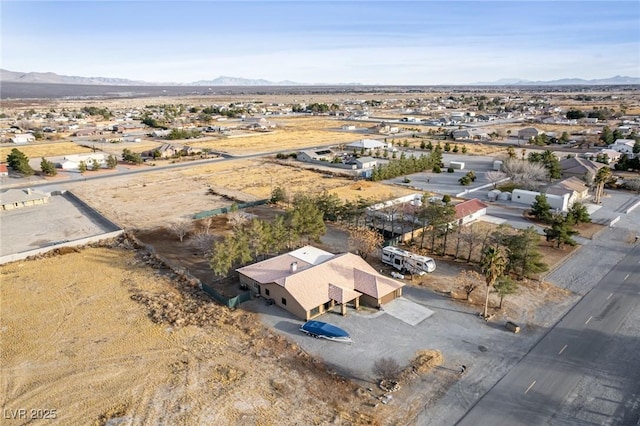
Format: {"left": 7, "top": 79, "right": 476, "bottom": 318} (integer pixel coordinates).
{"left": 608, "top": 139, "right": 636, "bottom": 156}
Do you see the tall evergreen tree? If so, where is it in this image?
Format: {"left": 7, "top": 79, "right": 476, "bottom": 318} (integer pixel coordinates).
{"left": 531, "top": 194, "right": 552, "bottom": 223}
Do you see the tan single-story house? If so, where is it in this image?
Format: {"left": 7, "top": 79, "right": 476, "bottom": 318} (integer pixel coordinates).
{"left": 1, "top": 188, "right": 50, "bottom": 211}
{"left": 545, "top": 176, "right": 590, "bottom": 207}
{"left": 237, "top": 246, "right": 405, "bottom": 320}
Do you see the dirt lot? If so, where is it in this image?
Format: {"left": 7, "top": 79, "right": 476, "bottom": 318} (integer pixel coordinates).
{"left": 71, "top": 159, "right": 418, "bottom": 230}
{"left": 0, "top": 141, "right": 94, "bottom": 159}
{"left": 1, "top": 245, "right": 403, "bottom": 425}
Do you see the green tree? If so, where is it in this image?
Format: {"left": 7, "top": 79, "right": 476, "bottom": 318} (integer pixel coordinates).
{"left": 270, "top": 185, "right": 287, "bottom": 204}
{"left": 633, "top": 140, "right": 640, "bottom": 154}
{"left": 566, "top": 202, "right": 591, "bottom": 225}
{"left": 444, "top": 142, "right": 451, "bottom": 152}
{"left": 91, "top": 159, "right": 101, "bottom": 171}
{"left": 270, "top": 215, "right": 290, "bottom": 253}
{"left": 494, "top": 276, "right": 519, "bottom": 309}
{"left": 560, "top": 131, "right": 570, "bottom": 143}
{"left": 40, "top": 157, "right": 57, "bottom": 176}
{"left": 106, "top": 154, "right": 118, "bottom": 169}
{"left": 78, "top": 161, "right": 87, "bottom": 173}
{"left": 544, "top": 215, "right": 579, "bottom": 249}
{"left": 461, "top": 145, "right": 468, "bottom": 154}
{"left": 426, "top": 141, "right": 433, "bottom": 151}
{"left": 531, "top": 194, "right": 552, "bottom": 223}
{"left": 6, "top": 148, "right": 35, "bottom": 176}
{"left": 504, "top": 227, "right": 548, "bottom": 279}
{"left": 480, "top": 246, "right": 507, "bottom": 318}
{"left": 594, "top": 166, "right": 611, "bottom": 204}
{"left": 599, "top": 126, "right": 614, "bottom": 145}
{"left": 420, "top": 140, "right": 426, "bottom": 149}
{"left": 287, "top": 195, "right": 326, "bottom": 245}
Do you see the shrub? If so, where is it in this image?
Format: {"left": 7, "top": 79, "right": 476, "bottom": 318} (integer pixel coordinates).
{"left": 459, "top": 176, "right": 471, "bottom": 186}
{"left": 373, "top": 357, "right": 401, "bottom": 381}
{"left": 432, "top": 164, "right": 442, "bottom": 173}
{"left": 447, "top": 167, "right": 454, "bottom": 173}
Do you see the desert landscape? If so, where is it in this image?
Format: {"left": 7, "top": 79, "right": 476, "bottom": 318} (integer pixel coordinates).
{"left": 2, "top": 83, "right": 639, "bottom": 426}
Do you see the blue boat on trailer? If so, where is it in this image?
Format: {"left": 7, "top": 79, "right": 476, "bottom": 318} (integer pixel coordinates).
{"left": 299, "top": 320, "right": 352, "bottom": 344}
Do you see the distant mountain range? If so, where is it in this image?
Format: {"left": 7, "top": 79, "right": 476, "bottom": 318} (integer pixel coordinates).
{"left": 1, "top": 69, "right": 638, "bottom": 86}
{"left": 0, "top": 69, "right": 304, "bottom": 86}
{"left": 472, "top": 75, "right": 640, "bottom": 86}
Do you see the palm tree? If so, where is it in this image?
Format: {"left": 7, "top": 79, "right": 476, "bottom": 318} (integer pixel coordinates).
{"left": 594, "top": 166, "right": 611, "bottom": 204}
{"left": 480, "top": 246, "right": 507, "bottom": 318}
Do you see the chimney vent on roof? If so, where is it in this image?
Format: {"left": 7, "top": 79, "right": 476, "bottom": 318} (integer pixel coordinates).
{"left": 290, "top": 262, "right": 298, "bottom": 273}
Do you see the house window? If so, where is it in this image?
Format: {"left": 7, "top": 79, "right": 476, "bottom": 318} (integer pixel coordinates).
{"left": 281, "top": 297, "right": 287, "bottom": 305}
{"left": 265, "top": 288, "right": 270, "bottom": 296}
{"left": 310, "top": 306, "right": 320, "bottom": 317}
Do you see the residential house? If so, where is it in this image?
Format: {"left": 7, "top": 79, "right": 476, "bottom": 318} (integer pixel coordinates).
{"left": 10, "top": 133, "right": 35, "bottom": 144}
{"left": 297, "top": 148, "right": 336, "bottom": 163}
{"left": 142, "top": 143, "right": 197, "bottom": 159}
{"left": 454, "top": 198, "right": 488, "bottom": 226}
{"left": 346, "top": 139, "right": 387, "bottom": 151}
{"left": 0, "top": 164, "right": 8, "bottom": 176}
{"left": 451, "top": 129, "right": 488, "bottom": 141}
{"left": 517, "top": 127, "right": 542, "bottom": 141}
{"left": 237, "top": 246, "right": 405, "bottom": 320}
{"left": 608, "top": 139, "right": 636, "bottom": 156}
{"left": 59, "top": 154, "right": 106, "bottom": 170}
{"left": 1, "top": 188, "right": 50, "bottom": 211}
{"left": 545, "top": 176, "right": 590, "bottom": 208}
{"left": 559, "top": 157, "right": 607, "bottom": 182}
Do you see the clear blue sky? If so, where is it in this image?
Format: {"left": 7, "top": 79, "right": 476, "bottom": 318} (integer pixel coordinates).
{"left": 2, "top": 1, "right": 639, "bottom": 84}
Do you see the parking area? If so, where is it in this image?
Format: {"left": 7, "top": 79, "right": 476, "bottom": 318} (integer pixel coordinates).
{"left": 248, "top": 283, "right": 550, "bottom": 384}
{"left": 0, "top": 192, "right": 119, "bottom": 256}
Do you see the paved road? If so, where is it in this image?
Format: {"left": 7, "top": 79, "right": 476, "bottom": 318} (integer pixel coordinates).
{"left": 457, "top": 243, "right": 640, "bottom": 425}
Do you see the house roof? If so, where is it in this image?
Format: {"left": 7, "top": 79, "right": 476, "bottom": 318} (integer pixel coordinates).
{"left": 235, "top": 245, "right": 332, "bottom": 285}
{"left": 0, "top": 188, "right": 49, "bottom": 205}
{"left": 559, "top": 157, "right": 606, "bottom": 175}
{"left": 238, "top": 249, "right": 404, "bottom": 311}
{"left": 0, "top": 164, "right": 8, "bottom": 173}
{"left": 612, "top": 139, "right": 635, "bottom": 147}
{"left": 347, "top": 139, "right": 386, "bottom": 149}
{"left": 356, "top": 156, "right": 377, "bottom": 164}
{"left": 546, "top": 176, "right": 588, "bottom": 196}
{"left": 454, "top": 198, "right": 488, "bottom": 220}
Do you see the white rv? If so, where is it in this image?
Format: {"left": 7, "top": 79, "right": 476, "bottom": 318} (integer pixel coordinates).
{"left": 381, "top": 246, "right": 436, "bottom": 275}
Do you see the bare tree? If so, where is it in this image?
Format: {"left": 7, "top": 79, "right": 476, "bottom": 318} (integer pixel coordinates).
{"left": 227, "top": 210, "right": 249, "bottom": 228}
{"left": 485, "top": 171, "right": 507, "bottom": 189}
{"left": 373, "top": 357, "right": 402, "bottom": 381}
{"left": 501, "top": 158, "right": 547, "bottom": 190}
{"left": 200, "top": 216, "right": 214, "bottom": 234}
{"left": 191, "top": 232, "right": 216, "bottom": 257}
{"left": 348, "top": 226, "right": 384, "bottom": 260}
{"left": 456, "top": 270, "right": 483, "bottom": 300}
{"left": 170, "top": 220, "right": 192, "bottom": 242}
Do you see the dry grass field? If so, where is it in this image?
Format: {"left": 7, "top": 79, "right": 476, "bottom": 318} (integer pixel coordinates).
{"left": 71, "top": 158, "right": 418, "bottom": 229}
{"left": 0, "top": 247, "right": 397, "bottom": 425}
{"left": 186, "top": 117, "right": 367, "bottom": 155}
{"left": 0, "top": 141, "right": 93, "bottom": 159}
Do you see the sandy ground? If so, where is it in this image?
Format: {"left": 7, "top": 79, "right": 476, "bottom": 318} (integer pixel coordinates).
{"left": 0, "top": 246, "right": 391, "bottom": 425}
{"left": 186, "top": 117, "right": 370, "bottom": 155}
{"left": 0, "top": 141, "right": 94, "bottom": 159}
{"left": 71, "top": 159, "right": 419, "bottom": 230}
